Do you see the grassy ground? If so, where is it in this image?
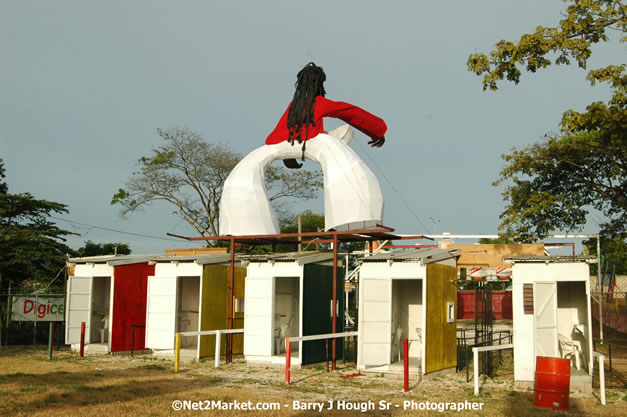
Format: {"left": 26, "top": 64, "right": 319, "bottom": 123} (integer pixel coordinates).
{"left": 0, "top": 346, "right": 625, "bottom": 416}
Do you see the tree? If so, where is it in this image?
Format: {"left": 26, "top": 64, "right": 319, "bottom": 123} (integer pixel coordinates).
{"left": 0, "top": 159, "right": 73, "bottom": 292}
{"left": 478, "top": 236, "right": 515, "bottom": 244}
{"left": 111, "top": 127, "right": 323, "bottom": 239}
{"left": 467, "top": 1, "right": 625, "bottom": 92}
{"left": 280, "top": 210, "right": 365, "bottom": 252}
{"left": 467, "top": 0, "right": 626, "bottom": 240}
{"left": 265, "top": 166, "right": 324, "bottom": 224}
{"left": 494, "top": 131, "right": 625, "bottom": 241}
{"left": 243, "top": 210, "right": 326, "bottom": 254}
{"left": 75, "top": 240, "right": 132, "bottom": 257}
{"left": 584, "top": 236, "right": 627, "bottom": 274}
{"left": 280, "top": 209, "right": 325, "bottom": 235}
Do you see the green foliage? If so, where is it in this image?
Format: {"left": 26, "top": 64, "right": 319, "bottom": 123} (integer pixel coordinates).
{"left": 467, "top": 0, "right": 625, "bottom": 91}
{"left": 75, "top": 240, "right": 131, "bottom": 257}
{"left": 245, "top": 210, "right": 327, "bottom": 253}
{"left": 280, "top": 210, "right": 364, "bottom": 252}
{"left": 469, "top": 0, "right": 626, "bottom": 241}
{"left": 287, "top": 210, "right": 324, "bottom": 250}
{"left": 584, "top": 236, "right": 627, "bottom": 274}
{"left": 494, "top": 131, "right": 626, "bottom": 240}
{"left": 478, "top": 237, "right": 515, "bottom": 244}
{"left": 0, "top": 159, "right": 73, "bottom": 292}
{"left": 280, "top": 209, "right": 325, "bottom": 234}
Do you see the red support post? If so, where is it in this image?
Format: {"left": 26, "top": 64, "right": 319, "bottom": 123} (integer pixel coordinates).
{"left": 79, "top": 322, "right": 85, "bottom": 357}
{"left": 228, "top": 237, "right": 235, "bottom": 363}
{"left": 403, "top": 338, "right": 409, "bottom": 392}
{"left": 285, "top": 337, "right": 291, "bottom": 384}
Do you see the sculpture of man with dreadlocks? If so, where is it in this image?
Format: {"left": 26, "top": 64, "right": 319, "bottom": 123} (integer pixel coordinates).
{"left": 219, "top": 62, "right": 388, "bottom": 235}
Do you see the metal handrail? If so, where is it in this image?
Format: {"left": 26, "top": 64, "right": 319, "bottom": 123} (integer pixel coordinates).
{"left": 472, "top": 344, "right": 514, "bottom": 396}
{"left": 593, "top": 352, "right": 606, "bottom": 405}
{"left": 285, "top": 331, "right": 358, "bottom": 384}
{"left": 174, "top": 328, "right": 244, "bottom": 372}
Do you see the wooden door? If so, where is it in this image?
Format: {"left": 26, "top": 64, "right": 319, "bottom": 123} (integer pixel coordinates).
{"left": 534, "top": 282, "right": 559, "bottom": 358}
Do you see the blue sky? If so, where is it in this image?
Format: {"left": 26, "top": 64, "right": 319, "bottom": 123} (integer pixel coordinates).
{"left": 1, "top": 1, "right": 621, "bottom": 253}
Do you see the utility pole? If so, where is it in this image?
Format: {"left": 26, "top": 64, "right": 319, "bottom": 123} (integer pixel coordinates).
{"left": 428, "top": 217, "right": 440, "bottom": 235}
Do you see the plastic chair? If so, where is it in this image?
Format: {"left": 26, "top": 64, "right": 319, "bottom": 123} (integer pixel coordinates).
{"left": 99, "top": 315, "right": 109, "bottom": 343}
{"left": 391, "top": 327, "right": 404, "bottom": 362}
{"left": 558, "top": 333, "right": 582, "bottom": 370}
{"left": 274, "top": 317, "right": 293, "bottom": 354}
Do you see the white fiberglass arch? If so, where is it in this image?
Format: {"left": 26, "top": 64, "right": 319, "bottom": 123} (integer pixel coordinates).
{"left": 219, "top": 132, "right": 384, "bottom": 236}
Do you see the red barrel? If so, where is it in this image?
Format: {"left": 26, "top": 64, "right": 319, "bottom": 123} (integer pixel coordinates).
{"left": 534, "top": 356, "right": 571, "bottom": 410}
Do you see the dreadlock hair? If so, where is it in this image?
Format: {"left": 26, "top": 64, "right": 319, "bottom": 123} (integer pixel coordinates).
{"left": 287, "top": 62, "right": 326, "bottom": 160}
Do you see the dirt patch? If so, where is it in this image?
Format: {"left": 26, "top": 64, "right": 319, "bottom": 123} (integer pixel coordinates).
{"left": 1, "top": 346, "right": 625, "bottom": 416}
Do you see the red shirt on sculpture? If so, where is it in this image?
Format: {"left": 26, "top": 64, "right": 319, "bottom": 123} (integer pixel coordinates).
{"left": 266, "top": 96, "right": 387, "bottom": 145}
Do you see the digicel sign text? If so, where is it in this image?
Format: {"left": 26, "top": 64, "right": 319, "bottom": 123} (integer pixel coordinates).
{"left": 12, "top": 297, "right": 65, "bottom": 322}
{"left": 23, "top": 299, "right": 64, "bottom": 319}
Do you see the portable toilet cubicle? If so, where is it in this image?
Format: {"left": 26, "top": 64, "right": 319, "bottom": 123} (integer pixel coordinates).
{"left": 357, "top": 248, "right": 461, "bottom": 378}
{"left": 508, "top": 256, "right": 596, "bottom": 391}
{"left": 145, "top": 253, "right": 246, "bottom": 361}
{"left": 66, "top": 255, "right": 156, "bottom": 353}
{"left": 243, "top": 252, "right": 344, "bottom": 367}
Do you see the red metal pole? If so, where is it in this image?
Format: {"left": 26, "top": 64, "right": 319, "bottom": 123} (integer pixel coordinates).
{"left": 228, "top": 237, "right": 235, "bottom": 363}
{"left": 403, "top": 338, "right": 409, "bottom": 392}
{"left": 332, "top": 233, "right": 338, "bottom": 370}
{"left": 285, "top": 337, "right": 291, "bottom": 384}
{"left": 79, "top": 322, "right": 85, "bottom": 357}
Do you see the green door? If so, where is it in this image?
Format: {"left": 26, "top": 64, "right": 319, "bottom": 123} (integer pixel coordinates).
{"left": 302, "top": 264, "right": 344, "bottom": 365}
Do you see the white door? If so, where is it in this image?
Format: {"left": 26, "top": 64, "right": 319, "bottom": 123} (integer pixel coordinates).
{"left": 66, "top": 276, "right": 92, "bottom": 344}
{"left": 145, "top": 276, "right": 177, "bottom": 349}
{"left": 534, "top": 282, "right": 559, "bottom": 358}
{"left": 360, "top": 278, "right": 391, "bottom": 366}
{"left": 243, "top": 276, "right": 274, "bottom": 357}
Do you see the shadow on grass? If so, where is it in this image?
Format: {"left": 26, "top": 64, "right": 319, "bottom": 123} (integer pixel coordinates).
{"left": 0, "top": 345, "right": 70, "bottom": 358}
{"left": 504, "top": 389, "right": 583, "bottom": 416}
{"left": 0, "top": 366, "right": 226, "bottom": 415}
{"left": 289, "top": 363, "right": 359, "bottom": 385}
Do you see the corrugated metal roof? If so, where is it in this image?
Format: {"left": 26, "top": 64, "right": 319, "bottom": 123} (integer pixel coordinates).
{"left": 108, "top": 255, "right": 162, "bottom": 266}
{"left": 69, "top": 253, "right": 235, "bottom": 266}
{"left": 149, "top": 253, "right": 233, "bottom": 265}
{"left": 359, "top": 248, "right": 461, "bottom": 263}
{"left": 68, "top": 254, "right": 160, "bottom": 265}
{"left": 243, "top": 251, "right": 335, "bottom": 266}
{"left": 505, "top": 255, "right": 597, "bottom": 263}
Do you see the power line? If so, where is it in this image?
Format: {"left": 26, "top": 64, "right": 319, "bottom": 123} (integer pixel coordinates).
{"left": 354, "top": 140, "right": 431, "bottom": 234}
{"left": 48, "top": 216, "right": 184, "bottom": 242}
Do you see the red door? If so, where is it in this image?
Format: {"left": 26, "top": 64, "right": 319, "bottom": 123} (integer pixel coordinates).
{"left": 111, "top": 262, "right": 154, "bottom": 352}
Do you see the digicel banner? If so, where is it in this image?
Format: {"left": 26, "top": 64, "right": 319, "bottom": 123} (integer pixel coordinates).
{"left": 12, "top": 297, "right": 65, "bottom": 321}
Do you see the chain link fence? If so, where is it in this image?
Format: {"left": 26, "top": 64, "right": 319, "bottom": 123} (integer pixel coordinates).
{"left": 0, "top": 293, "right": 65, "bottom": 347}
